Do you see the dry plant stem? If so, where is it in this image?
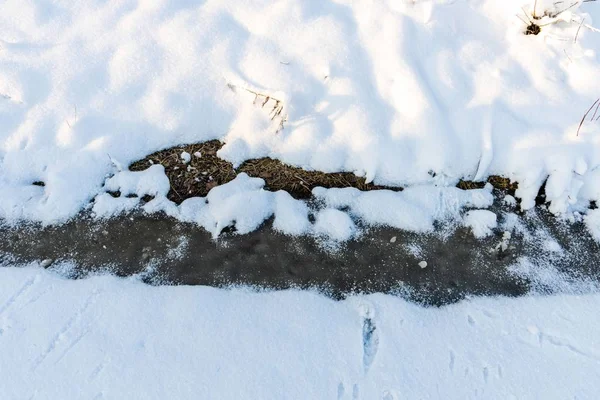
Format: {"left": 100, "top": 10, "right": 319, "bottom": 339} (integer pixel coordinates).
{"left": 591, "top": 99, "right": 600, "bottom": 121}
{"left": 577, "top": 98, "right": 600, "bottom": 136}
{"left": 575, "top": 17, "right": 585, "bottom": 42}
{"left": 233, "top": 84, "right": 287, "bottom": 132}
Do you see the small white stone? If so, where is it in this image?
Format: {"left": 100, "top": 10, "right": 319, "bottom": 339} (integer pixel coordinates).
{"left": 181, "top": 152, "right": 191, "bottom": 164}
{"left": 390, "top": 236, "right": 397, "bottom": 243}
{"left": 40, "top": 259, "right": 53, "bottom": 268}
{"left": 418, "top": 261, "right": 428, "bottom": 269}
{"left": 194, "top": 152, "right": 202, "bottom": 158}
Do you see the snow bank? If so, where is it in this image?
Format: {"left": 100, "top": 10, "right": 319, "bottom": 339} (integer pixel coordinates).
{"left": 1, "top": 0, "right": 600, "bottom": 230}
{"left": 1, "top": 266, "right": 599, "bottom": 399}
{"left": 91, "top": 169, "right": 497, "bottom": 242}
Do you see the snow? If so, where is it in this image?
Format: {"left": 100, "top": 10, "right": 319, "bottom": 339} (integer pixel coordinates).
{"left": 1, "top": 0, "right": 600, "bottom": 235}
{"left": 90, "top": 169, "right": 500, "bottom": 242}
{"left": 314, "top": 208, "right": 356, "bottom": 242}
{"left": 503, "top": 194, "right": 517, "bottom": 207}
{"left": 200, "top": 174, "right": 273, "bottom": 238}
{"left": 463, "top": 209, "right": 498, "bottom": 238}
{"left": 2, "top": 2, "right": 599, "bottom": 395}
{"left": 92, "top": 164, "right": 171, "bottom": 218}
{"left": 104, "top": 164, "right": 170, "bottom": 198}
{"left": 180, "top": 151, "right": 191, "bottom": 164}
{"left": 272, "top": 190, "right": 311, "bottom": 236}
{"left": 585, "top": 209, "right": 600, "bottom": 241}
{"left": 1, "top": 265, "right": 599, "bottom": 399}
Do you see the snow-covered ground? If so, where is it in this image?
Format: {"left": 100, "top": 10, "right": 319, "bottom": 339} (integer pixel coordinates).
{"left": 0, "top": 266, "right": 598, "bottom": 399}
{"left": 1, "top": 0, "right": 600, "bottom": 241}
{"left": 2, "top": 2, "right": 599, "bottom": 396}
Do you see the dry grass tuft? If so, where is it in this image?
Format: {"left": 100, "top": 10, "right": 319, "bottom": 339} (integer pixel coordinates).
{"left": 458, "top": 176, "right": 518, "bottom": 195}
{"left": 238, "top": 158, "right": 394, "bottom": 198}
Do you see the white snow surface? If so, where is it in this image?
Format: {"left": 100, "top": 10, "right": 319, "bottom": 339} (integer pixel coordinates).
{"left": 463, "top": 209, "right": 498, "bottom": 238}
{"left": 1, "top": 266, "right": 600, "bottom": 399}
{"left": 92, "top": 171, "right": 497, "bottom": 242}
{"left": 314, "top": 208, "right": 356, "bottom": 242}
{"left": 1, "top": 0, "right": 600, "bottom": 235}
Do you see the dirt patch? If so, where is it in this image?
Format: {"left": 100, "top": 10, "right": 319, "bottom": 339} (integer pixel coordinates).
{"left": 458, "top": 176, "right": 518, "bottom": 196}
{"left": 238, "top": 158, "right": 394, "bottom": 198}
{"left": 130, "top": 140, "right": 519, "bottom": 204}
{"left": 130, "top": 140, "right": 400, "bottom": 203}
{"left": 130, "top": 141, "right": 237, "bottom": 203}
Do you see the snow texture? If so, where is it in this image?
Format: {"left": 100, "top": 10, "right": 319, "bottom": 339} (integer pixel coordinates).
{"left": 90, "top": 170, "right": 500, "bottom": 242}
{"left": 585, "top": 209, "right": 600, "bottom": 241}
{"left": 314, "top": 208, "right": 356, "bottom": 242}
{"left": 1, "top": 0, "right": 600, "bottom": 232}
{"left": 1, "top": 266, "right": 599, "bottom": 399}
{"left": 464, "top": 209, "right": 498, "bottom": 238}
{"left": 313, "top": 185, "right": 494, "bottom": 232}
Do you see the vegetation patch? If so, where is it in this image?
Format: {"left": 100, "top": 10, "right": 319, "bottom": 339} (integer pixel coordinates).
{"left": 129, "top": 141, "right": 399, "bottom": 203}
{"left": 130, "top": 141, "right": 519, "bottom": 204}
{"left": 458, "top": 176, "right": 518, "bottom": 196}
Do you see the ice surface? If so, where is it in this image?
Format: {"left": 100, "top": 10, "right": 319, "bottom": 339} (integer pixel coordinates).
{"left": 1, "top": 266, "right": 599, "bottom": 399}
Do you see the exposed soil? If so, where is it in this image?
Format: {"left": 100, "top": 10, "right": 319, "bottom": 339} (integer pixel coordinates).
{"left": 130, "top": 140, "right": 518, "bottom": 204}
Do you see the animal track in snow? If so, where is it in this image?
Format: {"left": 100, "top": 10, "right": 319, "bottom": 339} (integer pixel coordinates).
{"left": 337, "top": 382, "right": 345, "bottom": 399}
{"left": 0, "top": 276, "right": 37, "bottom": 317}
{"left": 353, "top": 384, "right": 360, "bottom": 400}
{"left": 31, "top": 290, "right": 100, "bottom": 371}
{"left": 382, "top": 389, "right": 400, "bottom": 400}
{"left": 89, "top": 357, "right": 111, "bottom": 382}
{"left": 449, "top": 350, "right": 456, "bottom": 372}
{"left": 358, "top": 303, "right": 379, "bottom": 374}
{"left": 467, "top": 315, "right": 476, "bottom": 326}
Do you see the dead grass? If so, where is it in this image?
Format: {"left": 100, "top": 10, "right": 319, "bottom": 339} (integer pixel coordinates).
{"left": 458, "top": 176, "right": 518, "bottom": 195}
{"left": 129, "top": 140, "right": 399, "bottom": 203}
{"left": 130, "top": 141, "right": 518, "bottom": 204}
{"left": 130, "top": 141, "right": 237, "bottom": 203}
{"left": 238, "top": 158, "right": 394, "bottom": 198}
